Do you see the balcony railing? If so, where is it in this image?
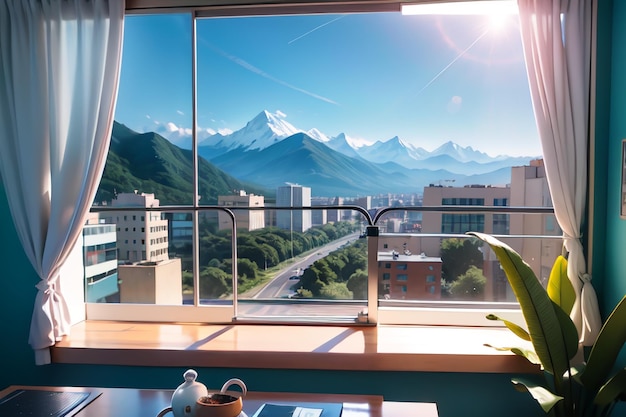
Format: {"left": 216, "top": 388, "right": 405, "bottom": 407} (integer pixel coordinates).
{"left": 86, "top": 204, "right": 560, "bottom": 325}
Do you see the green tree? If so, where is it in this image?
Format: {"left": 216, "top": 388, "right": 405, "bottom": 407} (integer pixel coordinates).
{"left": 347, "top": 270, "right": 367, "bottom": 300}
{"left": 449, "top": 265, "right": 486, "bottom": 299}
{"left": 236, "top": 258, "right": 257, "bottom": 282}
{"left": 199, "top": 266, "right": 230, "bottom": 298}
{"left": 320, "top": 282, "right": 353, "bottom": 299}
{"left": 440, "top": 238, "right": 483, "bottom": 283}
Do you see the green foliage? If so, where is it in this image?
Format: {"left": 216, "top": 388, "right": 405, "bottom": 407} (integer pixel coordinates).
{"left": 199, "top": 266, "right": 229, "bottom": 299}
{"left": 295, "top": 288, "right": 313, "bottom": 298}
{"left": 547, "top": 255, "right": 576, "bottom": 316}
{"left": 347, "top": 270, "right": 368, "bottom": 300}
{"left": 468, "top": 232, "right": 626, "bottom": 417}
{"left": 320, "top": 282, "right": 353, "bottom": 299}
{"left": 97, "top": 122, "right": 267, "bottom": 205}
{"left": 297, "top": 239, "right": 366, "bottom": 298}
{"left": 449, "top": 265, "right": 486, "bottom": 300}
{"left": 440, "top": 238, "right": 484, "bottom": 283}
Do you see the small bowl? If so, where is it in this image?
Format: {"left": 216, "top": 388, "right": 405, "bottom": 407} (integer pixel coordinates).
{"left": 195, "top": 393, "right": 243, "bottom": 417}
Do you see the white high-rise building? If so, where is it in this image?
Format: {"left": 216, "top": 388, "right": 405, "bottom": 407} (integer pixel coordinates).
{"left": 101, "top": 191, "right": 169, "bottom": 262}
{"left": 276, "top": 183, "right": 312, "bottom": 233}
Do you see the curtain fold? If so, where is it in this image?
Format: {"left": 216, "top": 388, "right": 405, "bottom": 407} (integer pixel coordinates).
{"left": 0, "top": 0, "right": 124, "bottom": 364}
{"left": 517, "top": 0, "right": 601, "bottom": 346}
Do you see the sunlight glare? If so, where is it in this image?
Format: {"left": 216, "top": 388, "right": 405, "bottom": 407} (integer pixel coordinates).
{"left": 401, "top": 0, "right": 518, "bottom": 16}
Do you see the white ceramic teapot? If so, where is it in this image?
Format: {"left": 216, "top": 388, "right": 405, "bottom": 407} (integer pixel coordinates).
{"left": 156, "top": 369, "right": 247, "bottom": 417}
{"left": 157, "top": 369, "right": 208, "bottom": 417}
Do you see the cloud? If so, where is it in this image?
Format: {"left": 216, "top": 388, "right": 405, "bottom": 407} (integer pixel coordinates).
{"left": 165, "top": 122, "right": 192, "bottom": 136}
{"left": 218, "top": 128, "right": 233, "bottom": 135}
{"left": 275, "top": 110, "right": 287, "bottom": 118}
{"left": 177, "top": 110, "right": 185, "bottom": 116}
{"left": 145, "top": 115, "right": 151, "bottom": 119}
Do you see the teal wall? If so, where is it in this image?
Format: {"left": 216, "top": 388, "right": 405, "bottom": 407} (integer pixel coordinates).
{"left": 603, "top": 0, "right": 626, "bottom": 311}
{"left": 0, "top": 2, "right": 623, "bottom": 417}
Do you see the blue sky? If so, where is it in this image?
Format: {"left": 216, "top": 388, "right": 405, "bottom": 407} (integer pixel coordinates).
{"left": 114, "top": 11, "right": 541, "bottom": 157}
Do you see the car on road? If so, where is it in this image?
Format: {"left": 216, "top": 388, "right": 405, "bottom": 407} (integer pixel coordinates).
{"left": 289, "top": 275, "right": 300, "bottom": 280}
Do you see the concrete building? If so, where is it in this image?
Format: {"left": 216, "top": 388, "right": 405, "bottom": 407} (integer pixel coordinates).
{"left": 217, "top": 190, "right": 265, "bottom": 231}
{"left": 379, "top": 160, "right": 559, "bottom": 303}
{"left": 509, "top": 159, "right": 562, "bottom": 286}
{"left": 118, "top": 258, "right": 183, "bottom": 305}
{"left": 276, "top": 183, "right": 312, "bottom": 233}
{"left": 378, "top": 251, "right": 442, "bottom": 300}
{"left": 101, "top": 191, "right": 169, "bottom": 262}
{"left": 167, "top": 212, "right": 193, "bottom": 254}
{"left": 421, "top": 184, "right": 511, "bottom": 256}
{"left": 82, "top": 216, "right": 118, "bottom": 303}
{"left": 310, "top": 196, "right": 330, "bottom": 226}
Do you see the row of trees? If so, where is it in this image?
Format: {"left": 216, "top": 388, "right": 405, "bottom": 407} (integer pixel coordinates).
{"left": 179, "top": 220, "right": 360, "bottom": 298}
{"left": 296, "top": 239, "right": 368, "bottom": 300}
{"left": 178, "top": 225, "right": 489, "bottom": 300}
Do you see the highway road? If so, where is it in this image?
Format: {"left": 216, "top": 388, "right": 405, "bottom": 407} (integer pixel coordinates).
{"left": 250, "top": 232, "right": 360, "bottom": 299}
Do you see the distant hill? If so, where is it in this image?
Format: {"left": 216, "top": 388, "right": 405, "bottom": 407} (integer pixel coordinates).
{"left": 96, "top": 122, "right": 268, "bottom": 205}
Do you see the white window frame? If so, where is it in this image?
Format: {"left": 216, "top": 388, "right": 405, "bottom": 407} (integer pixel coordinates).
{"left": 75, "top": 0, "right": 597, "bottom": 330}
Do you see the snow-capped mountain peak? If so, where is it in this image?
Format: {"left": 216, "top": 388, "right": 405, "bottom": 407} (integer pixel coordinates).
{"left": 200, "top": 110, "right": 300, "bottom": 151}
{"left": 429, "top": 140, "right": 494, "bottom": 163}
{"left": 306, "top": 128, "right": 330, "bottom": 143}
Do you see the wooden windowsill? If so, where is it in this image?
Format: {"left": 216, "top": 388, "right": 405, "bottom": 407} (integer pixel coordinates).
{"left": 52, "top": 321, "right": 539, "bottom": 374}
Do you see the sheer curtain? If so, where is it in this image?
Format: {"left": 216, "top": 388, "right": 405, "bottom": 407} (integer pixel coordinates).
{"left": 0, "top": 0, "right": 124, "bottom": 364}
{"left": 517, "top": 0, "right": 601, "bottom": 346}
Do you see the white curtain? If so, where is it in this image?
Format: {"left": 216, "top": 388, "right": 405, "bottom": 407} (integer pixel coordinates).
{"left": 517, "top": 0, "right": 601, "bottom": 346}
{"left": 0, "top": 0, "right": 124, "bottom": 364}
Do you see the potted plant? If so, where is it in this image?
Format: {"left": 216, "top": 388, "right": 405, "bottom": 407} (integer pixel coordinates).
{"left": 467, "top": 231, "right": 626, "bottom": 417}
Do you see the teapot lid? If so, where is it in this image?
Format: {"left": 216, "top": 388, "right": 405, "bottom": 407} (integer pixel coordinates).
{"left": 182, "top": 369, "right": 198, "bottom": 383}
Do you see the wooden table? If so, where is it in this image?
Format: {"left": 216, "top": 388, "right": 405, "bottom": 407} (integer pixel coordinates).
{"left": 0, "top": 385, "right": 438, "bottom": 417}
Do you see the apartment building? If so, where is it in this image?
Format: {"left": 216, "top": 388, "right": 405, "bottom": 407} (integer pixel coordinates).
{"left": 101, "top": 191, "right": 169, "bottom": 262}
{"left": 82, "top": 216, "right": 118, "bottom": 303}
{"left": 379, "top": 250, "right": 442, "bottom": 300}
{"left": 218, "top": 190, "right": 265, "bottom": 231}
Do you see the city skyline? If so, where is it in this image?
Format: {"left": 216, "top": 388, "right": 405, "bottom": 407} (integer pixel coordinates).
{"left": 114, "top": 9, "right": 541, "bottom": 158}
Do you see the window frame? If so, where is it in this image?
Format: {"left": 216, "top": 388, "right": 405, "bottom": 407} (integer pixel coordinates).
{"left": 79, "top": 0, "right": 584, "bottom": 330}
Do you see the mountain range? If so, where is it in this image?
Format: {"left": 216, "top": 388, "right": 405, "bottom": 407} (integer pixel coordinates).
{"left": 99, "top": 111, "right": 539, "bottom": 202}
{"left": 96, "top": 122, "right": 266, "bottom": 205}
{"left": 196, "top": 110, "right": 536, "bottom": 194}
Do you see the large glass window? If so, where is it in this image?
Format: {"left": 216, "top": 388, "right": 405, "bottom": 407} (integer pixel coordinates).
{"left": 85, "top": 3, "right": 561, "bottom": 325}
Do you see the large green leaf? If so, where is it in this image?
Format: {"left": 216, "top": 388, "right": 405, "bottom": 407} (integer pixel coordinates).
{"left": 594, "top": 368, "right": 626, "bottom": 408}
{"left": 511, "top": 377, "right": 563, "bottom": 413}
{"left": 485, "top": 343, "right": 542, "bottom": 366}
{"left": 580, "top": 295, "right": 626, "bottom": 393}
{"left": 468, "top": 232, "right": 578, "bottom": 384}
{"left": 547, "top": 255, "right": 576, "bottom": 315}
{"left": 486, "top": 313, "right": 531, "bottom": 341}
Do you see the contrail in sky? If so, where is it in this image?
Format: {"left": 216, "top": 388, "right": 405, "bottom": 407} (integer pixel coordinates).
{"left": 199, "top": 38, "right": 338, "bottom": 105}
{"left": 416, "top": 28, "right": 489, "bottom": 96}
{"left": 288, "top": 15, "right": 346, "bottom": 44}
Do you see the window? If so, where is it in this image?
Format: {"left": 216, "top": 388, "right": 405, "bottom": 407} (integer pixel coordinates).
{"left": 85, "top": 3, "right": 558, "bottom": 327}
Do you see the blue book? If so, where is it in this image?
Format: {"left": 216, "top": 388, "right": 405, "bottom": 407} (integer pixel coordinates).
{"left": 251, "top": 402, "right": 343, "bottom": 417}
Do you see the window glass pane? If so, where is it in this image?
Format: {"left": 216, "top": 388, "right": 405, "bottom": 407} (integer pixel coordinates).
{"left": 87, "top": 7, "right": 558, "bottom": 323}
{"left": 87, "top": 14, "right": 193, "bottom": 305}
